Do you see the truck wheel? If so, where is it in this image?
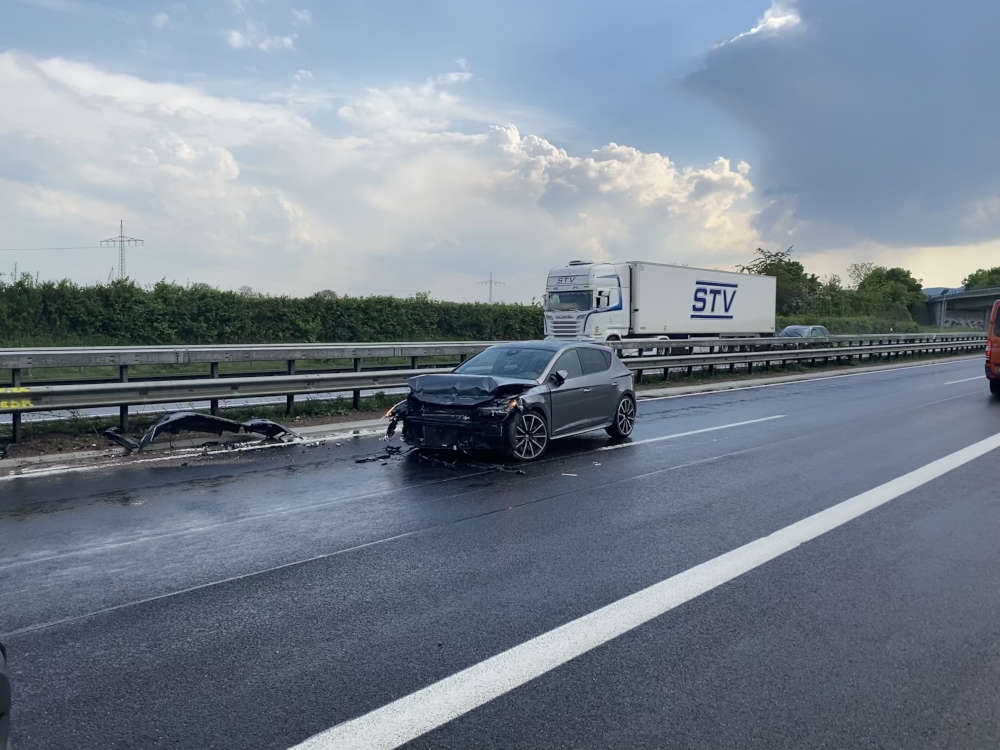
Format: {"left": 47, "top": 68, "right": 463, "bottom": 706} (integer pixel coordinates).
{"left": 507, "top": 411, "right": 549, "bottom": 461}
{"left": 606, "top": 394, "right": 636, "bottom": 439}
{"left": 991, "top": 379, "right": 1000, "bottom": 397}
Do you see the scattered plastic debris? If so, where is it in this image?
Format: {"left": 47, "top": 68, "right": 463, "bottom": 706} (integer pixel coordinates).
{"left": 416, "top": 450, "right": 526, "bottom": 475}
{"left": 101, "top": 427, "right": 139, "bottom": 453}
{"left": 355, "top": 444, "right": 411, "bottom": 463}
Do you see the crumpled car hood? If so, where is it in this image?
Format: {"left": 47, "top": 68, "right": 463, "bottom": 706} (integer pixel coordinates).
{"left": 407, "top": 374, "right": 537, "bottom": 406}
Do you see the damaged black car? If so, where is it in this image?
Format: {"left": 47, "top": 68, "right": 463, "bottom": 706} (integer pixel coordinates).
{"left": 385, "top": 341, "right": 636, "bottom": 461}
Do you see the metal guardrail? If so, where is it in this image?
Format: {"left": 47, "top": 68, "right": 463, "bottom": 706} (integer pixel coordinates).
{"left": 0, "top": 333, "right": 979, "bottom": 367}
{"left": 0, "top": 334, "right": 985, "bottom": 442}
{"left": 0, "top": 342, "right": 501, "bottom": 369}
{"left": 0, "top": 368, "right": 445, "bottom": 413}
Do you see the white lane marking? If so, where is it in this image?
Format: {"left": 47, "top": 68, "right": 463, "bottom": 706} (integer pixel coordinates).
{"left": 599, "top": 415, "right": 785, "bottom": 451}
{"left": 2, "top": 443, "right": 763, "bottom": 638}
{"left": 943, "top": 376, "right": 982, "bottom": 385}
{"left": 0, "top": 466, "right": 493, "bottom": 572}
{"left": 0, "top": 429, "right": 384, "bottom": 483}
{"left": 916, "top": 390, "right": 982, "bottom": 409}
{"left": 0, "top": 416, "right": 778, "bottom": 570}
{"left": 0, "top": 528, "right": 424, "bottom": 639}
{"left": 289, "top": 430, "right": 1000, "bottom": 750}
{"left": 640, "top": 357, "right": 979, "bottom": 402}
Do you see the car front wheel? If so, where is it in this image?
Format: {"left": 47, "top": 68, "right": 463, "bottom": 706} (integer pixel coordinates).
{"left": 606, "top": 394, "right": 636, "bottom": 439}
{"left": 508, "top": 411, "right": 549, "bottom": 461}
{"left": 991, "top": 378, "right": 1000, "bottom": 397}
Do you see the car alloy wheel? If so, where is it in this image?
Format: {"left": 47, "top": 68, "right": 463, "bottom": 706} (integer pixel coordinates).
{"left": 606, "top": 395, "right": 636, "bottom": 439}
{"left": 615, "top": 396, "right": 636, "bottom": 436}
{"left": 512, "top": 412, "right": 548, "bottom": 461}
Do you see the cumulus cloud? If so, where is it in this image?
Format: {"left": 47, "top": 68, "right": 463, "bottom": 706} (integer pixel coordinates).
{"left": 292, "top": 68, "right": 313, "bottom": 82}
{"left": 719, "top": 0, "right": 800, "bottom": 46}
{"left": 292, "top": 8, "right": 311, "bottom": 25}
{"left": 687, "top": 0, "right": 1000, "bottom": 259}
{"left": 152, "top": 11, "right": 169, "bottom": 29}
{"left": 0, "top": 51, "right": 759, "bottom": 298}
{"left": 225, "top": 19, "right": 297, "bottom": 53}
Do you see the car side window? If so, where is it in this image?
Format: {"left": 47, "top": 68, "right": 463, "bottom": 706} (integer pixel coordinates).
{"left": 552, "top": 349, "right": 584, "bottom": 379}
{"left": 578, "top": 347, "right": 610, "bottom": 374}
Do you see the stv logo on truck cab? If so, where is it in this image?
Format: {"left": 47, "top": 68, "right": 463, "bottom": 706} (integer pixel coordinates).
{"left": 691, "top": 280, "right": 737, "bottom": 319}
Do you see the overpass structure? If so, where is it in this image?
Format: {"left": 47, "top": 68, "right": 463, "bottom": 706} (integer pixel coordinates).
{"left": 925, "top": 286, "right": 1000, "bottom": 329}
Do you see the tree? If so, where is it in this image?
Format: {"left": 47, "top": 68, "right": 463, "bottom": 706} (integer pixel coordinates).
{"left": 847, "top": 262, "right": 875, "bottom": 289}
{"left": 855, "top": 266, "right": 924, "bottom": 317}
{"left": 738, "top": 246, "right": 820, "bottom": 315}
{"left": 962, "top": 267, "right": 1000, "bottom": 290}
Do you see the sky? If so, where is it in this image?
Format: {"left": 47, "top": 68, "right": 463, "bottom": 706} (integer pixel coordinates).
{"left": 1, "top": 0, "right": 998, "bottom": 301}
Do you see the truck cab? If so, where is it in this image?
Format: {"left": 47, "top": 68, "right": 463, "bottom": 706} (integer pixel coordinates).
{"left": 543, "top": 261, "right": 629, "bottom": 341}
{"left": 987, "top": 300, "right": 1000, "bottom": 396}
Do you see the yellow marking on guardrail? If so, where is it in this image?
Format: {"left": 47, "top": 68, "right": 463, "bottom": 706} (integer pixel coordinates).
{"left": 0, "top": 398, "right": 32, "bottom": 409}
{"left": 0, "top": 387, "right": 28, "bottom": 394}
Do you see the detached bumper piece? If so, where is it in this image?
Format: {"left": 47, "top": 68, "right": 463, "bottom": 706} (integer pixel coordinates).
{"left": 124, "top": 411, "right": 301, "bottom": 452}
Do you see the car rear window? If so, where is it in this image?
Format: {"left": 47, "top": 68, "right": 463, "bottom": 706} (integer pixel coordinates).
{"left": 578, "top": 347, "right": 611, "bottom": 374}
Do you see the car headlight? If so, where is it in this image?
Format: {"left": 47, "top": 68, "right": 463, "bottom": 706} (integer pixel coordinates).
{"left": 385, "top": 400, "right": 408, "bottom": 418}
{"left": 477, "top": 397, "right": 520, "bottom": 417}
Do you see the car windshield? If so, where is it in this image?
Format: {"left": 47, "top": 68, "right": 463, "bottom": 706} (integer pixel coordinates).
{"left": 781, "top": 326, "right": 810, "bottom": 337}
{"left": 454, "top": 347, "right": 554, "bottom": 380}
{"left": 544, "top": 291, "right": 592, "bottom": 312}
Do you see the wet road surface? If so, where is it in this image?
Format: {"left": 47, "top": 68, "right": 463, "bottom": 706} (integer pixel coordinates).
{"left": 2, "top": 356, "right": 1000, "bottom": 749}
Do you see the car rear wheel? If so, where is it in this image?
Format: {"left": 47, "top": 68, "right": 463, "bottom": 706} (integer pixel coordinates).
{"left": 606, "top": 394, "right": 636, "bottom": 439}
{"left": 991, "top": 379, "right": 1000, "bottom": 396}
{"left": 508, "top": 411, "right": 549, "bottom": 461}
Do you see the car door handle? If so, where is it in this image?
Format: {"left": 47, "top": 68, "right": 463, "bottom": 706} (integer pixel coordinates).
{"left": 582, "top": 388, "right": 593, "bottom": 392}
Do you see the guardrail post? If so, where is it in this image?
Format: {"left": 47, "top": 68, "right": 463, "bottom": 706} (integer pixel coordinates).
{"left": 353, "top": 358, "right": 361, "bottom": 410}
{"left": 459, "top": 354, "right": 468, "bottom": 363}
{"left": 285, "top": 360, "right": 295, "bottom": 417}
{"left": 410, "top": 355, "right": 418, "bottom": 370}
{"left": 11, "top": 368, "right": 21, "bottom": 443}
{"left": 210, "top": 362, "right": 219, "bottom": 416}
{"left": 119, "top": 365, "right": 129, "bottom": 432}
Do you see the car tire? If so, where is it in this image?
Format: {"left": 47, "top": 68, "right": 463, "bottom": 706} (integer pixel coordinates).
{"left": 507, "top": 410, "right": 549, "bottom": 461}
{"left": 606, "top": 394, "right": 637, "bottom": 439}
{"left": 991, "top": 379, "right": 1000, "bottom": 397}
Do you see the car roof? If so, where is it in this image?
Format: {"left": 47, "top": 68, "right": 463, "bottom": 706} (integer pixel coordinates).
{"left": 491, "top": 340, "right": 610, "bottom": 352}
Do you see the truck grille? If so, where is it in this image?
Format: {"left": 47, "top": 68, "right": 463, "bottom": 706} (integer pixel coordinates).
{"left": 550, "top": 319, "right": 582, "bottom": 338}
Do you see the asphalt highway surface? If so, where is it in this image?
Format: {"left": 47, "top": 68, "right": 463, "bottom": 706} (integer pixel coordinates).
{"left": 2, "top": 356, "right": 1000, "bottom": 749}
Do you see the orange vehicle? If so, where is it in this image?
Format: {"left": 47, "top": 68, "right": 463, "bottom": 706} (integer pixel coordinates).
{"left": 988, "top": 300, "right": 1000, "bottom": 396}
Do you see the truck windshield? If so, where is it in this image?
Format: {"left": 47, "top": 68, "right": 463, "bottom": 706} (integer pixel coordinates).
{"left": 544, "top": 291, "right": 592, "bottom": 312}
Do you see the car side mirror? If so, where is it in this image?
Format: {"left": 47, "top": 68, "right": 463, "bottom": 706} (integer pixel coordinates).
{"left": 550, "top": 369, "right": 569, "bottom": 386}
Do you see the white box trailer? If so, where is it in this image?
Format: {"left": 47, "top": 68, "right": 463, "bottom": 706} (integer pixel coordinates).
{"left": 543, "top": 260, "right": 776, "bottom": 341}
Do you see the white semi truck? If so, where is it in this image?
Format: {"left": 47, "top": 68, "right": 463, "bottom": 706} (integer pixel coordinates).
{"left": 543, "top": 260, "right": 776, "bottom": 342}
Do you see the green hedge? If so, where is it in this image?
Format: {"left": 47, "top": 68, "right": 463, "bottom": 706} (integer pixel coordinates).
{"left": 775, "top": 315, "right": 921, "bottom": 334}
{"left": 1, "top": 277, "right": 941, "bottom": 347}
{"left": 0, "top": 279, "right": 544, "bottom": 346}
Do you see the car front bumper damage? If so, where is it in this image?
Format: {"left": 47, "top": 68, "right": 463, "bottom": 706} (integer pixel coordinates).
{"left": 386, "top": 399, "right": 523, "bottom": 453}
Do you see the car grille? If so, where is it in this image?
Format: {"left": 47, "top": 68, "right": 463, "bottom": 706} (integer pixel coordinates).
{"left": 549, "top": 319, "right": 582, "bottom": 338}
{"left": 417, "top": 410, "right": 471, "bottom": 424}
